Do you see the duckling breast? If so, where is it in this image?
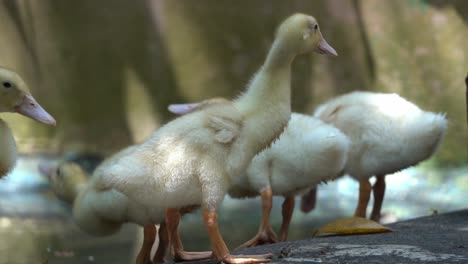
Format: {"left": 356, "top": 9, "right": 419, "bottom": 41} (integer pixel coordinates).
{"left": 0, "top": 120, "right": 16, "bottom": 178}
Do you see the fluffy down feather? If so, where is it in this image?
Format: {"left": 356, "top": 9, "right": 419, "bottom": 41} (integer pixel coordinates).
{"left": 313, "top": 91, "right": 447, "bottom": 180}
{"left": 229, "top": 113, "right": 350, "bottom": 198}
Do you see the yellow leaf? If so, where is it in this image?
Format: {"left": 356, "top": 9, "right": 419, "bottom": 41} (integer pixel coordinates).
{"left": 314, "top": 217, "right": 392, "bottom": 237}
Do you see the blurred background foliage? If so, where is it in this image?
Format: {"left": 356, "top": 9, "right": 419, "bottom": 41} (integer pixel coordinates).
{"left": 0, "top": 0, "right": 466, "bottom": 164}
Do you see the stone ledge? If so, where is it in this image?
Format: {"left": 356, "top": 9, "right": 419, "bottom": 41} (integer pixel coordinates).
{"left": 184, "top": 210, "right": 468, "bottom": 263}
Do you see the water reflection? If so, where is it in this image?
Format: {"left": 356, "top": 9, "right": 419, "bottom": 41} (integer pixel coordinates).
{"left": 0, "top": 156, "right": 466, "bottom": 263}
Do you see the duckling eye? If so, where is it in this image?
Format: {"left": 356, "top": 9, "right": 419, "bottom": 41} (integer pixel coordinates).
{"left": 2, "top": 82, "right": 12, "bottom": 88}
{"left": 314, "top": 24, "right": 318, "bottom": 31}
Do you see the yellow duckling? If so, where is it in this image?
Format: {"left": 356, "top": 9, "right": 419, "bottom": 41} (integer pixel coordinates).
{"left": 44, "top": 13, "right": 336, "bottom": 264}
{"left": 1, "top": 67, "right": 55, "bottom": 178}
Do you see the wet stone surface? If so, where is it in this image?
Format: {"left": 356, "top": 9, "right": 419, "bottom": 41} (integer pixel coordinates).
{"left": 186, "top": 210, "right": 468, "bottom": 264}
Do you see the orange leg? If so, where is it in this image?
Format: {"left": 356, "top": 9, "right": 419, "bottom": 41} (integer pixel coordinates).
{"left": 278, "top": 196, "right": 295, "bottom": 241}
{"left": 237, "top": 187, "right": 278, "bottom": 248}
{"left": 370, "top": 175, "right": 386, "bottom": 222}
{"left": 152, "top": 222, "right": 169, "bottom": 264}
{"left": 203, "top": 209, "right": 272, "bottom": 263}
{"left": 354, "top": 179, "right": 371, "bottom": 218}
{"left": 300, "top": 187, "right": 317, "bottom": 213}
{"left": 135, "top": 225, "right": 157, "bottom": 264}
{"left": 165, "top": 208, "right": 212, "bottom": 262}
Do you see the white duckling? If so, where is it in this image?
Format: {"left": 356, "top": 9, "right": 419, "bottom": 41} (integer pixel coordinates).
{"left": 0, "top": 67, "right": 56, "bottom": 178}
{"left": 312, "top": 91, "right": 448, "bottom": 222}
{"left": 230, "top": 113, "right": 350, "bottom": 247}
{"left": 41, "top": 13, "right": 336, "bottom": 264}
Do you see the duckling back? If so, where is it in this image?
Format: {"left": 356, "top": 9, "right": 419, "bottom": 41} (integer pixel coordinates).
{"left": 266, "top": 113, "right": 350, "bottom": 195}
{"left": 314, "top": 91, "right": 447, "bottom": 179}
{"left": 232, "top": 113, "right": 350, "bottom": 197}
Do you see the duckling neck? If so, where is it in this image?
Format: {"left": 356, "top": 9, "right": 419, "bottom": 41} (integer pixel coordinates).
{"left": 233, "top": 40, "right": 295, "bottom": 163}
{"left": 263, "top": 40, "right": 296, "bottom": 72}
{"left": 235, "top": 39, "right": 295, "bottom": 113}
{"left": 0, "top": 118, "right": 17, "bottom": 177}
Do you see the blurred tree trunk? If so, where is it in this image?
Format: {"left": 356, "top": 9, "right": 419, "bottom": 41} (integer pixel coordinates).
{"left": 0, "top": 0, "right": 466, "bottom": 164}
{"left": 307, "top": 0, "right": 374, "bottom": 107}
{"left": 160, "top": 0, "right": 372, "bottom": 112}
{"left": 2, "top": 0, "right": 182, "bottom": 154}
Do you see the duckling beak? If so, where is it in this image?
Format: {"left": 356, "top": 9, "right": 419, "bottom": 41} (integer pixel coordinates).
{"left": 14, "top": 94, "right": 56, "bottom": 126}
{"left": 168, "top": 103, "right": 201, "bottom": 115}
{"left": 38, "top": 162, "right": 53, "bottom": 179}
{"left": 315, "top": 34, "right": 338, "bottom": 56}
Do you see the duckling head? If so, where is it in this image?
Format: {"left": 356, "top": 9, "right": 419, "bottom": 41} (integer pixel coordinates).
{"left": 39, "top": 161, "right": 88, "bottom": 203}
{"left": 0, "top": 67, "right": 56, "bottom": 125}
{"left": 275, "top": 13, "right": 337, "bottom": 56}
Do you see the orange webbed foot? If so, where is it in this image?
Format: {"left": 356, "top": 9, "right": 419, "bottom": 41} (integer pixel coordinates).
{"left": 236, "top": 228, "right": 278, "bottom": 249}
{"left": 173, "top": 250, "right": 212, "bottom": 262}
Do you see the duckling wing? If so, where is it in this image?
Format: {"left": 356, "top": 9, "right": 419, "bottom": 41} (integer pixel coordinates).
{"left": 207, "top": 115, "right": 241, "bottom": 144}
